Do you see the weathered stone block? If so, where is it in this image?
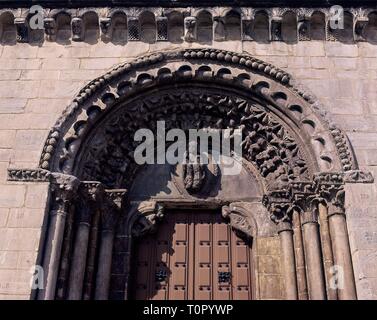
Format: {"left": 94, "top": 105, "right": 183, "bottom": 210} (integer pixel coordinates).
{"left": 0, "top": 208, "right": 9, "bottom": 227}
{"left": 0, "top": 98, "right": 27, "bottom": 114}
{"left": 0, "top": 185, "right": 25, "bottom": 208}
{"left": 0, "top": 130, "right": 16, "bottom": 148}
{"left": 7, "top": 208, "right": 45, "bottom": 228}
{"left": 25, "top": 184, "right": 49, "bottom": 209}
{"left": 80, "top": 58, "right": 120, "bottom": 70}
{"left": 42, "top": 58, "right": 80, "bottom": 70}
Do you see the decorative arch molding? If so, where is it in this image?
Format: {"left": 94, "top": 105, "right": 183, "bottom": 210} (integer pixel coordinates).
{"left": 7, "top": 49, "right": 374, "bottom": 301}
{"left": 31, "top": 48, "right": 368, "bottom": 185}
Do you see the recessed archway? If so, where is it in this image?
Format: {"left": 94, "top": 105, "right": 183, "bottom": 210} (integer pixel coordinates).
{"left": 13, "top": 48, "right": 372, "bottom": 301}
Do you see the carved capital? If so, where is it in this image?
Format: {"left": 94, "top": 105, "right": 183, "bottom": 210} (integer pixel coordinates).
{"left": 263, "top": 191, "right": 292, "bottom": 224}
{"left": 50, "top": 173, "right": 81, "bottom": 214}
{"left": 131, "top": 201, "right": 165, "bottom": 237}
{"left": 222, "top": 204, "right": 254, "bottom": 239}
{"left": 315, "top": 178, "right": 345, "bottom": 217}
{"left": 99, "top": 190, "right": 126, "bottom": 232}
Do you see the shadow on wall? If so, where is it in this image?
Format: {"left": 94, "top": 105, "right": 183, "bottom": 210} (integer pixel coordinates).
{"left": 1, "top": 8, "right": 377, "bottom": 45}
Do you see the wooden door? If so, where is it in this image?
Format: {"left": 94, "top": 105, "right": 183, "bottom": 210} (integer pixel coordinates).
{"left": 130, "top": 209, "right": 254, "bottom": 300}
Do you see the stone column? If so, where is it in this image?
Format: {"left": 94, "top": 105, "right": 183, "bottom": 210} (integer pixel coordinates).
{"left": 327, "top": 189, "right": 357, "bottom": 300}
{"left": 292, "top": 209, "right": 308, "bottom": 300}
{"left": 265, "top": 198, "right": 298, "bottom": 300}
{"left": 38, "top": 174, "right": 80, "bottom": 300}
{"left": 95, "top": 190, "right": 125, "bottom": 300}
{"left": 301, "top": 210, "right": 326, "bottom": 300}
{"left": 317, "top": 201, "right": 337, "bottom": 300}
{"left": 67, "top": 182, "right": 102, "bottom": 300}
{"left": 278, "top": 220, "right": 298, "bottom": 300}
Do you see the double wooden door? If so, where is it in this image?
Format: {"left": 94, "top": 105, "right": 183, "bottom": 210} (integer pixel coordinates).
{"left": 130, "top": 209, "right": 254, "bottom": 300}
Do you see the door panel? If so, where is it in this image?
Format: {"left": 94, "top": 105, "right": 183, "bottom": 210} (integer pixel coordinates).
{"left": 130, "top": 210, "right": 254, "bottom": 300}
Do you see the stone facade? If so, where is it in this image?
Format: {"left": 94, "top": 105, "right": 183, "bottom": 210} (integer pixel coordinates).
{"left": 0, "top": 1, "right": 376, "bottom": 300}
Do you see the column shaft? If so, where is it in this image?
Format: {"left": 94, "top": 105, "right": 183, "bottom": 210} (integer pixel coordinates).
{"left": 302, "top": 212, "right": 326, "bottom": 300}
{"left": 40, "top": 208, "right": 67, "bottom": 300}
{"left": 95, "top": 230, "right": 115, "bottom": 300}
{"left": 329, "top": 212, "right": 357, "bottom": 300}
{"left": 318, "top": 203, "right": 337, "bottom": 300}
{"left": 292, "top": 210, "right": 308, "bottom": 300}
{"left": 279, "top": 223, "right": 298, "bottom": 300}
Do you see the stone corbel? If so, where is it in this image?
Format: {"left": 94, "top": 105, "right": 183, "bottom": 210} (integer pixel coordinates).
{"left": 71, "top": 17, "right": 84, "bottom": 41}
{"left": 241, "top": 19, "right": 253, "bottom": 41}
{"left": 213, "top": 16, "right": 226, "bottom": 41}
{"left": 44, "top": 17, "right": 57, "bottom": 41}
{"left": 353, "top": 8, "right": 369, "bottom": 42}
{"left": 221, "top": 204, "right": 254, "bottom": 239}
{"left": 298, "top": 16, "right": 310, "bottom": 41}
{"left": 99, "top": 17, "right": 112, "bottom": 40}
{"left": 354, "top": 16, "right": 368, "bottom": 42}
{"left": 156, "top": 16, "right": 168, "bottom": 41}
{"left": 270, "top": 15, "right": 283, "bottom": 41}
{"left": 15, "top": 17, "right": 29, "bottom": 43}
{"left": 131, "top": 201, "right": 165, "bottom": 237}
{"left": 184, "top": 16, "right": 197, "bottom": 42}
{"left": 240, "top": 8, "right": 254, "bottom": 41}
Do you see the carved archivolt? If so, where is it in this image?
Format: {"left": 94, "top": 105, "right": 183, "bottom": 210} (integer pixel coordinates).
{"left": 31, "top": 48, "right": 370, "bottom": 192}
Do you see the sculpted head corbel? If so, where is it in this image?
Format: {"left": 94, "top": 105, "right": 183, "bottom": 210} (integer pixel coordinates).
{"left": 222, "top": 203, "right": 255, "bottom": 240}
{"left": 130, "top": 201, "right": 165, "bottom": 238}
